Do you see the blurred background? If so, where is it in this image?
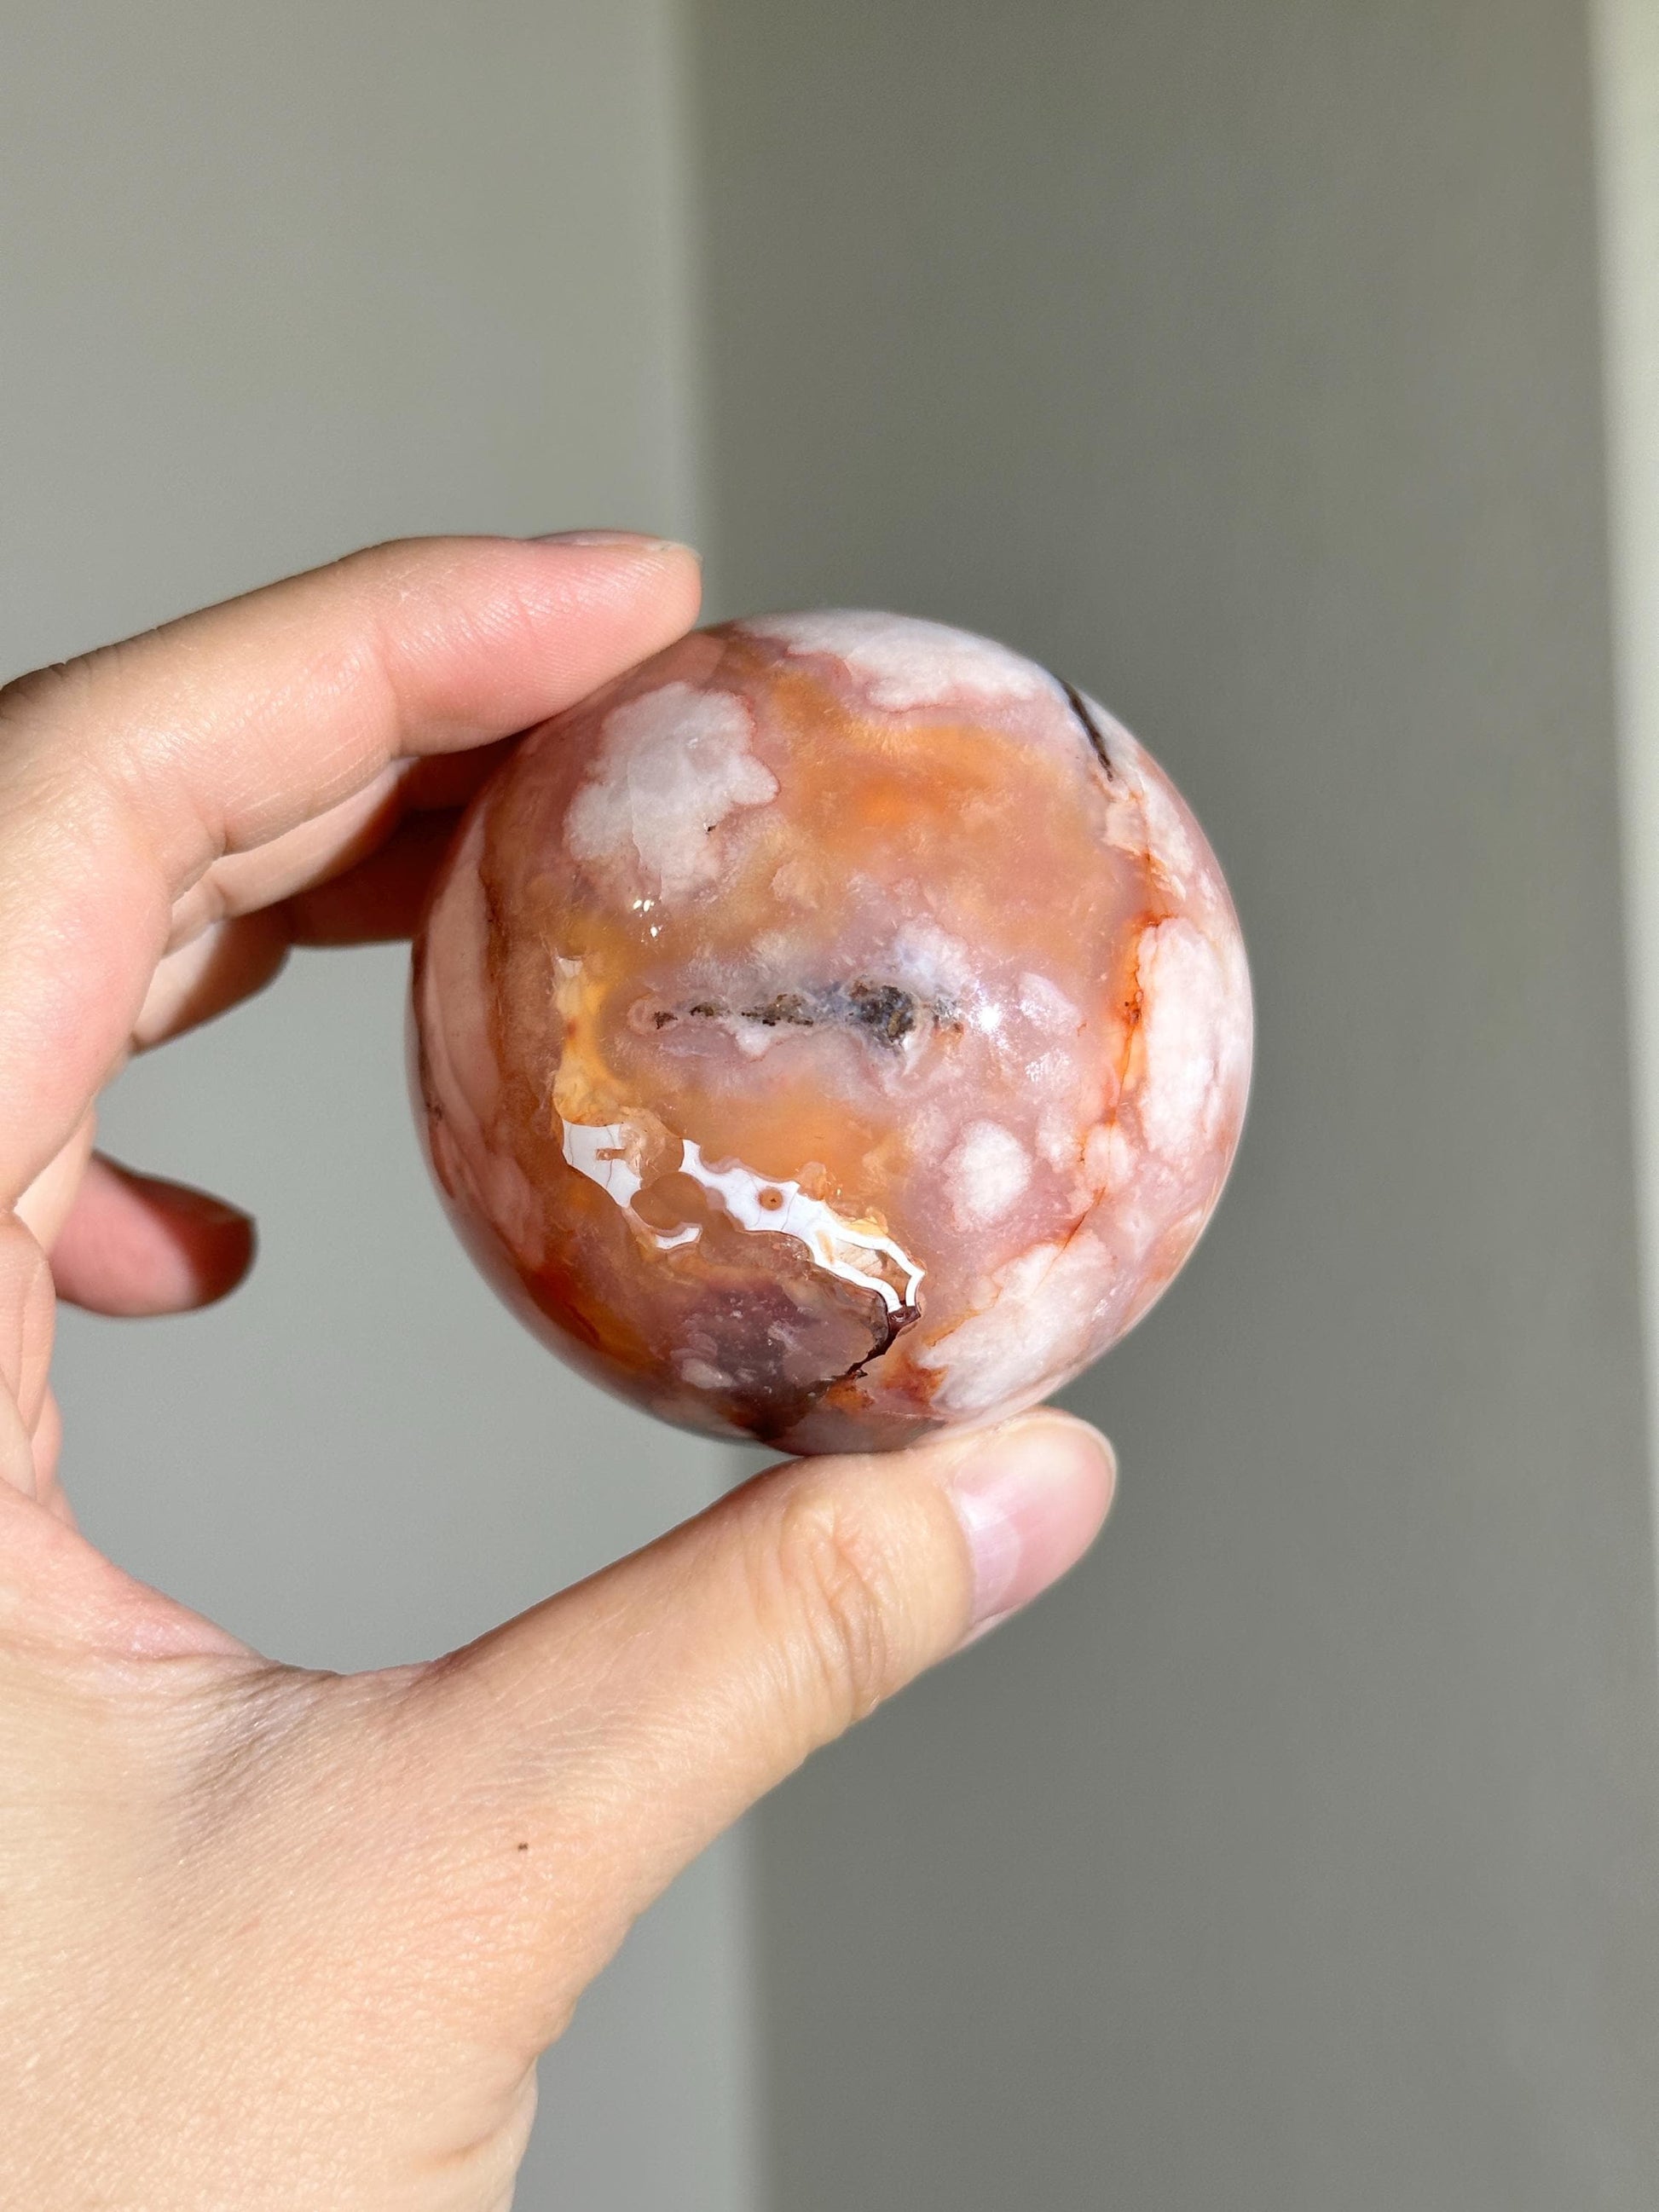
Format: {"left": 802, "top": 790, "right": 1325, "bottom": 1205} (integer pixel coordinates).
{"left": 7, "top": 2, "right": 1659, "bottom": 2205}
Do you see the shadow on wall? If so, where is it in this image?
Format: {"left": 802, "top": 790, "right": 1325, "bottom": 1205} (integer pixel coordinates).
{"left": 691, "top": 2, "right": 1659, "bottom": 2208}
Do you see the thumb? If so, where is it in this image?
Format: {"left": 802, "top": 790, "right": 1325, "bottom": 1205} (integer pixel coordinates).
{"left": 397, "top": 1410, "right": 1113, "bottom": 2033}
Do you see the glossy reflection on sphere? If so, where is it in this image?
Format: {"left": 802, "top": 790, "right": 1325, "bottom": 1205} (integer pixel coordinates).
{"left": 411, "top": 611, "right": 1251, "bottom": 1453}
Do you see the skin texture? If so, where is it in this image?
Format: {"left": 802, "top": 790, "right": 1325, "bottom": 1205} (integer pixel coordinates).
{"left": 0, "top": 537, "right": 1114, "bottom": 2210}
{"left": 413, "top": 614, "right": 1251, "bottom": 1452}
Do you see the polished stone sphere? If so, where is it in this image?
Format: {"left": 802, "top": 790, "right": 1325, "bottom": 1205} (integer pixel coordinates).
{"left": 410, "top": 611, "right": 1251, "bottom": 1453}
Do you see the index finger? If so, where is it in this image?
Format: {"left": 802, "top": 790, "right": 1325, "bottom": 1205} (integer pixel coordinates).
{"left": 0, "top": 534, "right": 701, "bottom": 1204}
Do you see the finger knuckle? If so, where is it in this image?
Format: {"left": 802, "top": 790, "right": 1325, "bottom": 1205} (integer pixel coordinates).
{"left": 0, "top": 658, "right": 82, "bottom": 736}
{"left": 764, "top": 1485, "right": 905, "bottom": 1730}
{"left": 0, "top": 650, "right": 126, "bottom": 783}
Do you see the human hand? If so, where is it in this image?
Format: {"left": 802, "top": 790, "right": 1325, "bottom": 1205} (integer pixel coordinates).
{"left": 0, "top": 535, "right": 1115, "bottom": 2209}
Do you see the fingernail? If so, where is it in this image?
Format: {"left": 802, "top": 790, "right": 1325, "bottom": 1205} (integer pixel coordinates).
{"left": 125, "top": 1172, "right": 251, "bottom": 1229}
{"left": 947, "top": 1414, "right": 1116, "bottom": 1635}
{"left": 531, "top": 528, "right": 698, "bottom": 556}
{"left": 171, "top": 1188, "right": 254, "bottom": 1230}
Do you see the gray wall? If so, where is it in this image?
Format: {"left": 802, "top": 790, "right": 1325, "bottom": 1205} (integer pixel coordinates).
{"left": 692, "top": 3, "right": 1659, "bottom": 2206}
{"left": 2, "top": 8, "right": 754, "bottom": 2208}
{"left": 1598, "top": 0, "right": 1659, "bottom": 1565}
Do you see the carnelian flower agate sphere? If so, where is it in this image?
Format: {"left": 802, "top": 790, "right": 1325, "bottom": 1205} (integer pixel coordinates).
{"left": 411, "top": 612, "right": 1251, "bottom": 1455}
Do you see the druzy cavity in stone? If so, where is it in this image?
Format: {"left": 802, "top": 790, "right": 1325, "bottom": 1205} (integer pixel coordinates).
{"left": 410, "top": 609, "right": 1252, "bottom": 1453}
